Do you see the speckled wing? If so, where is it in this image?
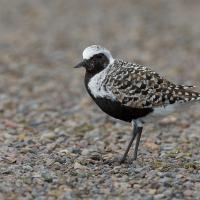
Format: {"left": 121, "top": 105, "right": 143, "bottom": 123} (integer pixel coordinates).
{"left": 105, "top": 60, "right": 200, "bottom": 108}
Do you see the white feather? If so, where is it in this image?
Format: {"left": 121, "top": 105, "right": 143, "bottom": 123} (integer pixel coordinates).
{"left": 153, "top": 104, "right": 176, "bottom": 115}
{"left": 88, "top": 66, "right": 116, "bottom": 100}
{"left": 83, "top": 45, "right": 114, "bottom": 65}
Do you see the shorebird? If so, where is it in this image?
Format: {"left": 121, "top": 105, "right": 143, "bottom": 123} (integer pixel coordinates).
{"left": 74, "top": 45, "right": 200, "bottom": 163}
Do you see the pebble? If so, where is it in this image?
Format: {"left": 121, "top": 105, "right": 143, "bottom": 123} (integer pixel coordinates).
{"left": 183, "top": 189, "right": 193, "bottom": 197}
{"left": 74, "top": 162, "right": 88, "bottom": 170}
{"left": 159, "top": 116, "right": 177, "bottom": 125}
{"left": 39, "top": 132, "right": 57, "bottom": 141}
{"left": 0, "top": 1, "right": 200, "bottom": 200}
{"left": 41, "top": 172, "right": 54, "bottom": 183}
{"left": 154, "top": 193, "right": 165, "bottom": 199}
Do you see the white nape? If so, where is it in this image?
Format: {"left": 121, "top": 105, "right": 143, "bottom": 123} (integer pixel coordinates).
{"left": 83, "top": 45, "right": 114, "bottom": 65}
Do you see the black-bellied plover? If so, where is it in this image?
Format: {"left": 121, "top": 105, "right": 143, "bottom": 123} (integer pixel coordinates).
{"left": 74, "top": 45, "right": 200, "bottom": 163}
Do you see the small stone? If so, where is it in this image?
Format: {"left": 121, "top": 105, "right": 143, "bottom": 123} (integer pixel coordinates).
{"left": 154, "top": 193, "right": 165, "bottom": 199}
{"left": 71, "top": 147, "right": 81, "bottom": 154}
{"left": 41, "top": 172, "right": 53, "bottom": 183}
{"left": 159, "top": 116, "right": 177, "bottom": 125}
{"left": 183, "top": 190, "right": 193, "bottom": 197}
{"left": 81, "top": 149, "right": 90, "bottom": 156}
{"left": 58, "top": 149, "right": 76, "bottom": 158}
{"left": 134, "top": 167, "right": 144, "bottom": 173}
{"left": 22, "top": 165, "right": 33, "bottom": 172}
{"left": 40, "top": 131, "right": 57, "bottom": 141}
{"left": 148, "top": 189, "right": 156, "bottom": 195}
{"left": 74, "top": 162, "right": 86, "bottom": 170}
{"left": 54, "top": 157, "right": 67, "bottom": 164}
{"left": 90, "top": 151, "right": 101, "bottom": 160}
{"left": 144, "top": 140, "right": 160, "bottom": 151}
{"left": 179, "top": 121, "right": 190, "bottom": 129}
{"left": 195, "top": 182, "right": 200, "bottom": 190}
{"left": 3, "top": 119, "right": 23, "bottom": 129}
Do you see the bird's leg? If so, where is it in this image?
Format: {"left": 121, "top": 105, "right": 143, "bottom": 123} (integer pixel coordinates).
{"left": 120, "top": 120, "right": 144, "bottom": 164}
{"left": 120, "top": 120, "right": 138, "bottom": 164}
{"left": 133, "top": 126, "right": 143, "bottom": 160}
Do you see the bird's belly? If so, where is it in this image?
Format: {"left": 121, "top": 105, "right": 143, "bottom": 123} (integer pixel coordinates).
{"left": 92, "top": 97, "right": 153, "bottom": 122}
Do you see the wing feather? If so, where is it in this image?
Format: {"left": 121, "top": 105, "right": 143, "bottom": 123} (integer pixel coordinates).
{"left": 105, "top": 60, "right": 200, "bottom": 108}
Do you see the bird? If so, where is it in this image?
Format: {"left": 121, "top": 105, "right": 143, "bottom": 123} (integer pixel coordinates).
{"left": 74, "top": 45, "right": 200, "bottom": 163}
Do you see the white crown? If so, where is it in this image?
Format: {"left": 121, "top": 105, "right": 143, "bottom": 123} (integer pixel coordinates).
{"left": 82, "top": 45, "right": 114, "bottom": 64}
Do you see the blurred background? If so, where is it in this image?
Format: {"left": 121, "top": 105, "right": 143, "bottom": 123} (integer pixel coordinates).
{"left": 0, "top": 0, "right": 200, "bottom": 110}
{"left": 0, "top": 0, "right": 200, "bottom": 199}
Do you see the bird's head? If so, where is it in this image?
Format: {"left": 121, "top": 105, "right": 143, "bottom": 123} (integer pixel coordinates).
{"left": 74, "top": 45, "right": 114, "bottom": 74}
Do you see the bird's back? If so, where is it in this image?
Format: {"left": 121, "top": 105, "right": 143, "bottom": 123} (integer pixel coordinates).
{"left": 105, "top": 59, "right": 200, "bottom": 109}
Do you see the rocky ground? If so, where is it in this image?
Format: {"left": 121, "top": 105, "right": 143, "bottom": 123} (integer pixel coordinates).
{"left": 0, "top": 0, "right": 200, "bottom": 199}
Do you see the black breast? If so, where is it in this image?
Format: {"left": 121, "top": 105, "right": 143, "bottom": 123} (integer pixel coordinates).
{"left": 84, "top": 73, "right": 153, "bottom": 122}
{"left": 91, "top": 97, "right": 153, "bottom": 122}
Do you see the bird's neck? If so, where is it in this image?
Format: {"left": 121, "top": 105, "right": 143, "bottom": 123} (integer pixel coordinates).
{"left": 84, "top": 62, "right": 113, "bottom": 98}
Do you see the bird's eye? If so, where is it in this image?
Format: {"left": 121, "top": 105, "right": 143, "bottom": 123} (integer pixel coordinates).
{"left": 98, "top": 55, "right": 102, "bottom": 58}
{"left": 96, "top": 54, "right": 103, "bottom": 59}
{"left": 87, "top": 63, "right": 94, "bottom": 71}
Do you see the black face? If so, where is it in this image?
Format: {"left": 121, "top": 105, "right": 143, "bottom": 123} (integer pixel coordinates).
{"left": 74, "top": 53, "right": 109, "bottom": 74}
{"left": 86, "top": 53, "right": 109, "bottom": 73}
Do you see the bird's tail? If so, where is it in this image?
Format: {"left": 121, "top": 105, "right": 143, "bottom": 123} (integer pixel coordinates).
{"left": 146, "top": 86, "right": 199, "bottom": 122}
{"left": 174, "top": 85, "right": 200, "bottom": 103}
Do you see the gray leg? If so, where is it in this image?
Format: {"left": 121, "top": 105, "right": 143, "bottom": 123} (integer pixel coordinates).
{"left": 120, "top": 120, "right": 143, "bottom": 164}
{"left": 133, "top": 126, "right": 143, "bottom": 160}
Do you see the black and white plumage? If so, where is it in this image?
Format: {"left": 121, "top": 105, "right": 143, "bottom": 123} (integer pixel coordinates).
{"left": 75, "top": 45, "right": 200, "bottom": 163}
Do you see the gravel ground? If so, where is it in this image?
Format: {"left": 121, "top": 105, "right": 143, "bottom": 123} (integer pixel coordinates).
{"left": 0, "top": 0, "right": 200, "bottom": 199}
